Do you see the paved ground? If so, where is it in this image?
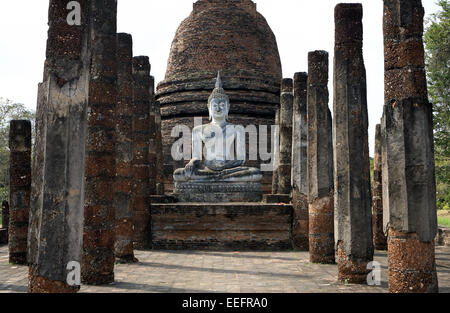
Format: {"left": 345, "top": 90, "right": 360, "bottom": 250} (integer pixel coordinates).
{"left": 0, "top": 244, "right": 449, "bottom": 293}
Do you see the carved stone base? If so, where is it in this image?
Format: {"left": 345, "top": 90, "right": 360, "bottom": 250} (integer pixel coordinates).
{"left": 174, "top": 182, "right": 263, "bottom": 203}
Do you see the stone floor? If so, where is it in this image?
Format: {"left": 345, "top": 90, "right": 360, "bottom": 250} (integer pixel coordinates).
{"left": 0, "top": 244, "right": 449, "bottom": 293}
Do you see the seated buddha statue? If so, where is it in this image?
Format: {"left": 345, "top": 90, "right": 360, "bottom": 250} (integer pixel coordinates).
{"left": 173, "top": 72, "right": 262, "bottom": 185}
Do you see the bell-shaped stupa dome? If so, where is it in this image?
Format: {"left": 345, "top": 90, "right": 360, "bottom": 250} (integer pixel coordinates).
{"left": 156, "top": 0, "right": 282, "bottom": 192}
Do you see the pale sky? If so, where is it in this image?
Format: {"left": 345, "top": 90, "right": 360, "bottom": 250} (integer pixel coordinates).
{"left": 0, "top": 0, "right": 441, "bottom": 156}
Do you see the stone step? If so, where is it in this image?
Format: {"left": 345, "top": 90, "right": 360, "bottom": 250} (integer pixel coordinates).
{"left": 150, "top": 203, "right": 293, "bottom": 251}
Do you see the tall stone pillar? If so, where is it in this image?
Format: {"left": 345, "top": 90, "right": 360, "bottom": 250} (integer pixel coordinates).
{"left": 373, "top": 124, "right": 387, "bottom": 250}
{"left": 154, "top": 99, "right": 165, "bottom": 195}
{"left": 82, "top": 0, "right": 118, "bottom": 285}
{"left": 148, "top": 76, "right": 158, "bottom": 197}
{"left": 132, "top": 56, "right": 152, "bottom": 249}
{"left": 382, "top": 0, "right": 438, "bottom": 293}
{"left": 8, "top": 120, "right": 31, "bottom": 264}
{"left": 114, "top": 33, "right": 137, "bottom": 263}
{"left": 271, "top": 109, "right": 280, "bottom": 194}
{"left": 277, "top": 79, "right": 294, "bottom": 195}
{"left": 334, "top": 4, "right": 374, "bottom": 283}
{"left": 28, "top": 0, "right": 91, "bottom": 293}
{"left": 292, "top": 72, "right": 309, "bottom": 250}
{"left": 307, "top": 51, "right": 335, "bottom": 264}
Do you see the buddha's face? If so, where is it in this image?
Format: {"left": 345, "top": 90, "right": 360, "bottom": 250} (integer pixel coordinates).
{"left": 209, "top": 98, "right": 229, "bottom": 121}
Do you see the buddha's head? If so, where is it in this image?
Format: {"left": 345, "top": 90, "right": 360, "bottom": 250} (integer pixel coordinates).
{"left": 208, "top": 71, "right": 230, "bottom": 121}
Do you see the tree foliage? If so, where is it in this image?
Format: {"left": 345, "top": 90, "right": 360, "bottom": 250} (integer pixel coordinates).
{"left": 424, "top": 0, "right": 450, "bottom": 210}
{"left": 0, "top": 98, "right": 35, "bottom": 203}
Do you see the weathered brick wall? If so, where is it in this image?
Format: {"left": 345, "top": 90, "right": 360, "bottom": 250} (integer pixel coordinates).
{"left": 151, "top": 203, "right": 292, "bottom": 250}
{"left": 156, "top": 0, "right": 282, "bottom": 192}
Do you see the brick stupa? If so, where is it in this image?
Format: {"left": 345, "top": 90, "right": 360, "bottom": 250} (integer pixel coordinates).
{"left": 156, "top": 0, "right": 283, "bottom": 193}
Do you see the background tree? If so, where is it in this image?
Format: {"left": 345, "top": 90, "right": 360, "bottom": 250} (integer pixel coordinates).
{"left": 424, "top": 0, "right": 450, "bottom": 210}
{"left": 0, "top": 97, "right": 35, "bottom": 203}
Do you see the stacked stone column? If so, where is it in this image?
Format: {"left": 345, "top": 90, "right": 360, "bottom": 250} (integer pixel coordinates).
{"left": 154, "top": 99, "right": 165, "bottom": 195}
{"left": 8, "top": 120, "right": 31, "bottom": 264}
{"left": 28, "top": 0, "right": 91, "bottom": 293}
{"left": 271, "top": 109, "right": 280, "bottom": 194}
{"left": 373, "top": 124, "right": 387, "bottom": 250}
{"left": 292, "top": 72, "right": 309, "bottom": 250}
{"left": 82, "top": 0, "right": 118, "bottom": 285}
{"left": 114, "top": 33, "right": 137, "bottom": 263}
{"left": 148, "top": 76, "right": 158, "bottom": 197}
{"left": 334, "top": 4, "right": 374, "bottom": 283}
{"left": 382, "top": 0, "right": 438, "bottom": 293}
{"left": 277, "top": 79, "right": 294, "bottom": 195}
{"left": 307, "top": 51, "right": 335, "bottom": 264}
{"left": 132, "top": 56, "right": 152, "bottom": 249}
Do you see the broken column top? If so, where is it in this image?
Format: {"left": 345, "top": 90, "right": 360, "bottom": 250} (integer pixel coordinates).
{"left": 281, "top": 78, "right": 293, "bottom": 93}
{"left": 375, "top": 124, "right": 382, "bottom": 153}
{"left": 294, "top": 72, "right": 308, "bottom": 85}
{"left": 308, "top": 51, "right": 328, "bottom": 85}
{"left": 9, "top": 120, "right": 31, "bottom": 150}
{"left": 335, "top": 3, "right": 363, "bottom": 46}
{"left": 383, "top": 0, "right": 425, "bottom": 39}
{"left": 294, "top": 72, "right": 308, "bottom": 111}
{"left": 133, "top": 56, "right": 151, "bottom": 74}
{"left": 117, "top": 33, "right": 132, "bottom": 52}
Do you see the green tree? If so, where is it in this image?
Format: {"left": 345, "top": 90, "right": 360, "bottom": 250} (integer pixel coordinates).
{"left": 424, "top": 0, "right": 450, "bottom": 210}
{"left": 0, "top": 98, "right": 35, "bottom": 203}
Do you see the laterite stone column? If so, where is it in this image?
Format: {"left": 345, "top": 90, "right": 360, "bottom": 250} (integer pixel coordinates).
{"left": 307, "top": 51, "right": 335, "bottom": 264}
{"left": 382, "top": 0, "right": 438, "bottom": 293}
{"left": 271, "top": 108, "right": 280, "bottom": 194}
{"left": 28, "top": 0, "right": 90, "bottom": 293}
{"left": 292, "top": 72, "right": 309, "bottom": 250}
{"left": 82, "top": 0, "right": 118, "bottom": 285}
{"left": 277, "top": 79, "right": 294, "bottom": 195}
{"left": 334, "top": 4, "right": 374, "bottom": 283}
{"left": 154, "top": 99, "right": 165, "bottom": 195}
{"left": 114, "top": 33, "right": 137, "bottom": 263}
{"left": 148, "top": 76, "right": 158, "bottom": 197}
{"left": 132, "top": 56, "right": 152, "bottom": 249}
{"left": 8, "top": 120, "right": 31, "bottom": 264}
{"left": 1, "top": 201, "right": 9, "bottom": 231}
{"left": 373, "top": 124, "right": 387, "bottom": 250}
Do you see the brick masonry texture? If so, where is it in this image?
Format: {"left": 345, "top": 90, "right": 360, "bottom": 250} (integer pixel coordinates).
{"left": 156, "top": 0, "right": 282, "bottom": 193}
{"left": 81, "top": 0, "right": 118, "bottom": 286}
{"left": 114, "top": 33, "right": 136, "bottom": 263}
{"left": 8, "top": 121, "right": 31, "bottom": 265}
{"left": 132, "top": 56, "right": 152, "bottom": 249}
{"left": 151, "top": 203, "right": 292, "bottom": 250}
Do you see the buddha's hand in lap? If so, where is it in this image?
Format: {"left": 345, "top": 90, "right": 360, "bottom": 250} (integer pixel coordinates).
{"left": 185, "top": 158, "right": 201, "bottom": 178}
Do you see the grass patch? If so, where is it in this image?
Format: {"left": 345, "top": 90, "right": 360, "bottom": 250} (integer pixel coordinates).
{"left": 438, "top": 210, "right": 450, "bottom": 227}
{"left": 438, "top": 217, "right": 450, "bottom": 228}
